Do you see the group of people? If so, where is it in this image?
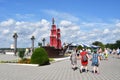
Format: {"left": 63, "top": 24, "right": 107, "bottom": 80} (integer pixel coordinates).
{"left": 111, "top": 48, "right": 120, "bottom": 58}
{"left": 70, "top": 48, "right": 101, "bottom": 74}
{"left": 97, "top": 48, "right": 120, "bottom": 59}
{"left": 24, "top": 48, "right": 33, "bottom": 56}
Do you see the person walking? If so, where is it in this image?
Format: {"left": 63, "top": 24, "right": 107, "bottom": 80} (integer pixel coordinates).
{"left": 70, "top": 48, "right": 77, "bottom": 70}
{"left": 112, "top": 49, "right": 116, "bottom": 58}
{"left": 116, "top": 48, "right": 120, "bottom": 59}
{"left": 79, "top": 49, "right": 89, "bottom": 73}
{"left": 91, "top": 50, "right": 100, "bottom": 74}
{"left": 25, "top": 48, "right": 29, "bottom": 56}
{"left": 104, "top": 48, "right": 109, "bottom": 60}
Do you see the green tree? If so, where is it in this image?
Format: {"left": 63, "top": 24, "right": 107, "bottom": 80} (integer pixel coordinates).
{"left": 115, "top": 40, "right": 120, "bottom": 48}
{"left": 105, "top": 40, "right": 120, "bottom": 49}
{"left": 105, "top": 43, "right": 116, "bottom": 49}
{"left": 77, "top": 45, "right": 83, "bottom": 50}
{"left": 92, "top": 41, "right": 105, "bottom": 50}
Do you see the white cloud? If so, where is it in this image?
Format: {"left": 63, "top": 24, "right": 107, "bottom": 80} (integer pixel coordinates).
{"left": 89, "top": 33, "right": 96, "bottom": 37}
{"left": 113, "top": 29, "right": 120, "bottom": 34}
{"left": 15, "top": 14, "right": 35, "bottom": 20}
{"left": 60, "top": 20, "right": 72, "bottom": 26}
{"left": 116, "top": 22, "right": 120, "bottom": 27}
{"left": 34, "top": 19, "right": 50, "bottom": 27}
{"left": 0, "top": 18, "right": 120, "bottom": 48}
{"left": 59, "top": 20, "right": 82, "bottom": 44}
{"left": 81, "top": 22, "right": 95, "bottom": 27}
{"left": 2, "top": 29, "right": 9, "bottom": 34}
{"left": 43, "top": 10, "right": 79, "bottom": 22}
{"left": 0, "top": 19, "right": 15, "bottom": 26}
{"left": 71, "top": 26, "right": 80, "bottom": 30}
{"left": 0, "top": 19, "right": 51, "bottom": 48}
{"left": 103, "top": 29, "right": 110, "bottom": 34}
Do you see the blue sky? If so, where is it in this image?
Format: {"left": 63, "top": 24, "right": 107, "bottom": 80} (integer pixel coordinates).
{"left": 0, "top": 0, "right": 120, "bottom": 48}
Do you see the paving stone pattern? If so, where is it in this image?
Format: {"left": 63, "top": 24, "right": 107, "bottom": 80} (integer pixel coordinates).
{"left": 0, "top": 54, "right": 120, "bottom": 80}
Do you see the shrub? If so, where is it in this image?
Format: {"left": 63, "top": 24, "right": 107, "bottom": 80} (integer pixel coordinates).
{"left": 18, "top": 58, "right": 31, "bottom": 64}
{"left": 18, "top": 50, "right": 25, "bottom": 60}
{"left": 31, "top": 47, "right": 49, "bottom": 66}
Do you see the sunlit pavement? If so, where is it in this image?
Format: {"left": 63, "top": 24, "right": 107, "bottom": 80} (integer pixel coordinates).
{"left": 0, "top": 54, "right": 120, "bottom": 80}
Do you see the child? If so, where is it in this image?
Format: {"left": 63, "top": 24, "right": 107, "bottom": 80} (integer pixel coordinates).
{"left": 91, "top": 50, "right": 100, "bottom": 74}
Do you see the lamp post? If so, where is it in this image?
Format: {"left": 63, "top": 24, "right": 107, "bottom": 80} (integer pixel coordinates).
{"left": 31, "top": 36, "right": 35, "bottom": 52}
{"left": 13, "top": 33, "right": 18, "bottom": 56}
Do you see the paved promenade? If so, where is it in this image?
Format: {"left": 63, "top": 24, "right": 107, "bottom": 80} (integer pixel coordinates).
{"left": 0, "top": 54, "right": 120, "bottom": 80}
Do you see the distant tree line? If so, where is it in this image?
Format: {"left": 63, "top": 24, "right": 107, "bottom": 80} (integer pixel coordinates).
{"left": 105, "top": 40, "right": 120, "bottom": 49}
{"left": 92, "top": 40, "right": 120, "bottom": 50}
{"left": 0, "top": 48, "right": 25, "bottom": 51}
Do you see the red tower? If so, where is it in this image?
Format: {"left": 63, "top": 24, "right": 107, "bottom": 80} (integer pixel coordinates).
{"left": 57, "top": 28, "right": 62, "bottom": 49}
{"left": 50, "top": 18, "right": 62, "bottom": 49}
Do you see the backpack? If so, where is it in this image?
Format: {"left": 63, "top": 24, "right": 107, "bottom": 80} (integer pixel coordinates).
{"left": 82, "top": 54, "right": 88, "bottom": 62}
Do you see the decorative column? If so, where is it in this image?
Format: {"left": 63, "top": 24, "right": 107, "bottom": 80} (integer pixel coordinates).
{"left": 42, "top": 38, "right": 46, "bottom": 46}
{"left": 13, "top": 33, "right": 18, "bottom": 56}
{"left": 31, "top": 36, "right": 35, "bottom": 52}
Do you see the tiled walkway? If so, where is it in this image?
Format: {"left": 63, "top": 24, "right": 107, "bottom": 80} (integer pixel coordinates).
{"left": 0, "top": 54, "right": 120, "bottom": 80}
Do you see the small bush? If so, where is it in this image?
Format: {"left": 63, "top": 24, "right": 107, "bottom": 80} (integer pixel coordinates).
{"left": 18, "top": 50, "right": 25, "bottom": 60}
{"left": 31, "top": 47, "right": 49, "bottom": 66}
{"left": 18, "top": 58, "right": 31, "bottom": 64}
